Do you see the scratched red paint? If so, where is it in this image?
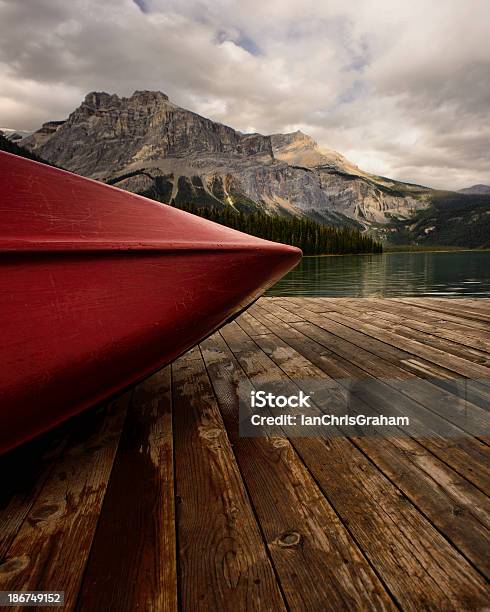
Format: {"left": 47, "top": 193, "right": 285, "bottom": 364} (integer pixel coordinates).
{"left": 0, "top": 152, "right": 301, "bottom": 453}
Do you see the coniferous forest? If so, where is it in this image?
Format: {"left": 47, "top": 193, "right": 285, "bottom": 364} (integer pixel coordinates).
{"left": 175, "top": 202, "right": 383, "bottom": 255}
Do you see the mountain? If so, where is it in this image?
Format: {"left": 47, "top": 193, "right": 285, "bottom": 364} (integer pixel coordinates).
{"left": 0, "top": 128, "right": 33, "bottom": 142}
{"left": 459, "top": 184, "right": 490, "bottom": 195}
{"left": 21, "top": 91, "right": 431, "bottom": 226}
{"left": 0, "top": 132, "right": 53, "bottom": 164}
{"left": 19, "top": 90, "right": 489, "bottom": 247}
{"left": 372, "top": 191, "right": 490, "bottom": 249}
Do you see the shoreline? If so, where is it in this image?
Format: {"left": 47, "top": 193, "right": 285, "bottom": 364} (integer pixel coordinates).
{"left": 303, "top": 248, "right": 489, "bottom": 258}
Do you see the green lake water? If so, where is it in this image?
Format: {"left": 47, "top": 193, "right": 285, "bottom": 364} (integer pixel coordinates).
{"left": 266, "top": 251, "right": 490, "bottom": 298}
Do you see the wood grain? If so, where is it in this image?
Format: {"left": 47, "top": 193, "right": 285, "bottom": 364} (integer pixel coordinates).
{"left": 2, "top": 297, "right": 489, "bottom": 610}
{"left": 252, "top": 330, "right": 490, "bottom": 578}
{"left": 202, "top": 332, "right": 395, "bottom": 611}
{"left": 0, "top": 425, "right": 70, "bottom": 561}
{"left": 220, "top": 319, "right": 489, "bottom": 610}
{"left": 76, "top": 368, "right": 177, "bottom": 612}
{"left": 0, "top": 395, "right": 129, "bottom": 611}
{"left": 172, "top": 347, "right": 285, "bottom": 612}
{"left": 257, "top": 304, "right": 490, "bottom": 491}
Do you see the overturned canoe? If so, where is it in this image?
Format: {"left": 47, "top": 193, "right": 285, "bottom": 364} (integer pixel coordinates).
{"left": 0, "top": 152, "right": 301, "bottom": 453}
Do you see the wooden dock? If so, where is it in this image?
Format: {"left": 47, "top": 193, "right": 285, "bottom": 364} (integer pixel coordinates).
{"left": 1, "top": 298, "right": 489, "bottom": 611}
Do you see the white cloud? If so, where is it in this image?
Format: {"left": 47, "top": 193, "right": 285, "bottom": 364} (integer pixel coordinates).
{"left": 0, "top": 0, "right": 488, "bottom": 189}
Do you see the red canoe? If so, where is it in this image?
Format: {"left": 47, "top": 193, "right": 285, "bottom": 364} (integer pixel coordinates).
{"left": 0, "top": 151, "right": 301, "bottom": 454}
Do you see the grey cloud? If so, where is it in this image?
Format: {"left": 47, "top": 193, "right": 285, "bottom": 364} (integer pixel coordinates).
{"left": 133, "top": 0, "right": 150, "bottom": 12}
{"left": 0, "top": 0, "right": 488, "bottom": 189}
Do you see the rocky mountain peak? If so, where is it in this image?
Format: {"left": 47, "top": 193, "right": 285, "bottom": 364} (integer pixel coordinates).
{"left": 131, "top": 90, "right": 169, "bottom": 103}
{"left": 21, "top": 90, "right": 273, "bottom": 179}
{"left": 82, "top": 90, "right": 170, "bottom": 111}
{"left": 270, "top": 130, "right": 317, "bottom": 151}
{"left": 83, "top": 91, "right": 117, "bottom": 108}
{"left": 21, "top": 89, "right": 432, "bottom": 226}
{"left": 270, "top": 129, "right": 361, "bottom": 176}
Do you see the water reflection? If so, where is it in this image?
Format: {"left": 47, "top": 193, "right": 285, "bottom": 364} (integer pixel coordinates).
{"left": 266, "top": 251, "right": 490, "bottom": 298}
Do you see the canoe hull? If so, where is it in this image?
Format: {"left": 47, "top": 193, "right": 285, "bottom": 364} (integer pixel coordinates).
{"left": 0, "top": 152, "right": 301, "bottom": 453}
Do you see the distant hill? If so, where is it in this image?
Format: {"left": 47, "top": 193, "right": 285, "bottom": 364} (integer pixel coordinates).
{"left": 458, "top": 184, "right": 490, "bottom": 195}
{"left": 0, "top": 128, "right": 33, "bottom": 142}
{"left": 0, "top": 133, "right": 51, "bottom": 164}
{"left": 372, "top": 191, "right": 490, "bottom": 249}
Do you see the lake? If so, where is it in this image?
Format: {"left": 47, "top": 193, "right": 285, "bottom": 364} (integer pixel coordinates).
{"left": 266, "top": 251, "right": 490, "bottom": 298}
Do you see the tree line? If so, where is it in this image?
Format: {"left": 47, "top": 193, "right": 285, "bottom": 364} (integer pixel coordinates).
{"left": 175, "top": 203, "right": 383, "bottom": 255}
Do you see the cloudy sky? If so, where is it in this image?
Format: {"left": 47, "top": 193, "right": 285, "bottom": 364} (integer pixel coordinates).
{"left": 0, "top": 0, "right": 488, "bottom": 189}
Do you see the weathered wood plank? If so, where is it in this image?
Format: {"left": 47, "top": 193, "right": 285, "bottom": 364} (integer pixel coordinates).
{"left": 336, "top": 298, "right": 490, "bottom": 354}
{"left": 352, "top": 297, "right": 490, "bottom": 338}
{"left": 372, "top": 298, "right": 490, "bottom": 339}
{"left": 312, "top": 298, "right": 490, "bottom": 364}
{"left": 274, "top": 300, "right": 490, "bottom": 430}
{"left": 275, "top": 298, "right": 490, "bottom": 410}
{"left": 392, "top": 298, "right": 490, "bottom": 328}
{"left": 172, "top": 347, "right": 286, "bottom": 612}
{"left": 0, "top": 426, "right": 70, "bottom": 561}
{"left": 201, "top": 332, "right": 395, "bottom": 611}
{"left": 294, "top": 296, "right": 490, "bottom": 332}
{"left": 278, "top": 298, "right": 490, "bottom": 382}
{"left": 248, "top": 307, "right": 490, "bottom": 492}
{"left": 252, "top": 331, "right": 490, "bottom": 578}
{"left": 292, "top": 321, "right": 490, "bottom": 486}
{"left": 76, "top": 368, "right": 177, "bottom": 612}
{"left": 248, "top": 302, "right": 304, "bottom": 340}
{"left": 447, "top": 298, "right": 490, "bottom": 313}
{"left": 221, "top": 320, "right": 490, "bottom": 609}
{"left": 236, "top": 311, "right": 271, "bottom": 337}
{"left": 0, "top": 395, "right": 129, "bottom": 611}
{"left": 287, "top": 297, "right": 490, "bottom": 412}
{"left": 262, "top": 300, "right": 305, "bottom": 323}
{"left": 404, "top": 297, "right": 490, "bottom": 321}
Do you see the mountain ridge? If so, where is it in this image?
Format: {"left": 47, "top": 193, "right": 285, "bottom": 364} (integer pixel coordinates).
{"left": 19, "top": 90, "right": 490, "bottom": 247}
{"left": 458, "top": 184, "right": 490, "bottom": 195}
{"left": 21, "top": 90, "right": 433, "bottom": 226}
